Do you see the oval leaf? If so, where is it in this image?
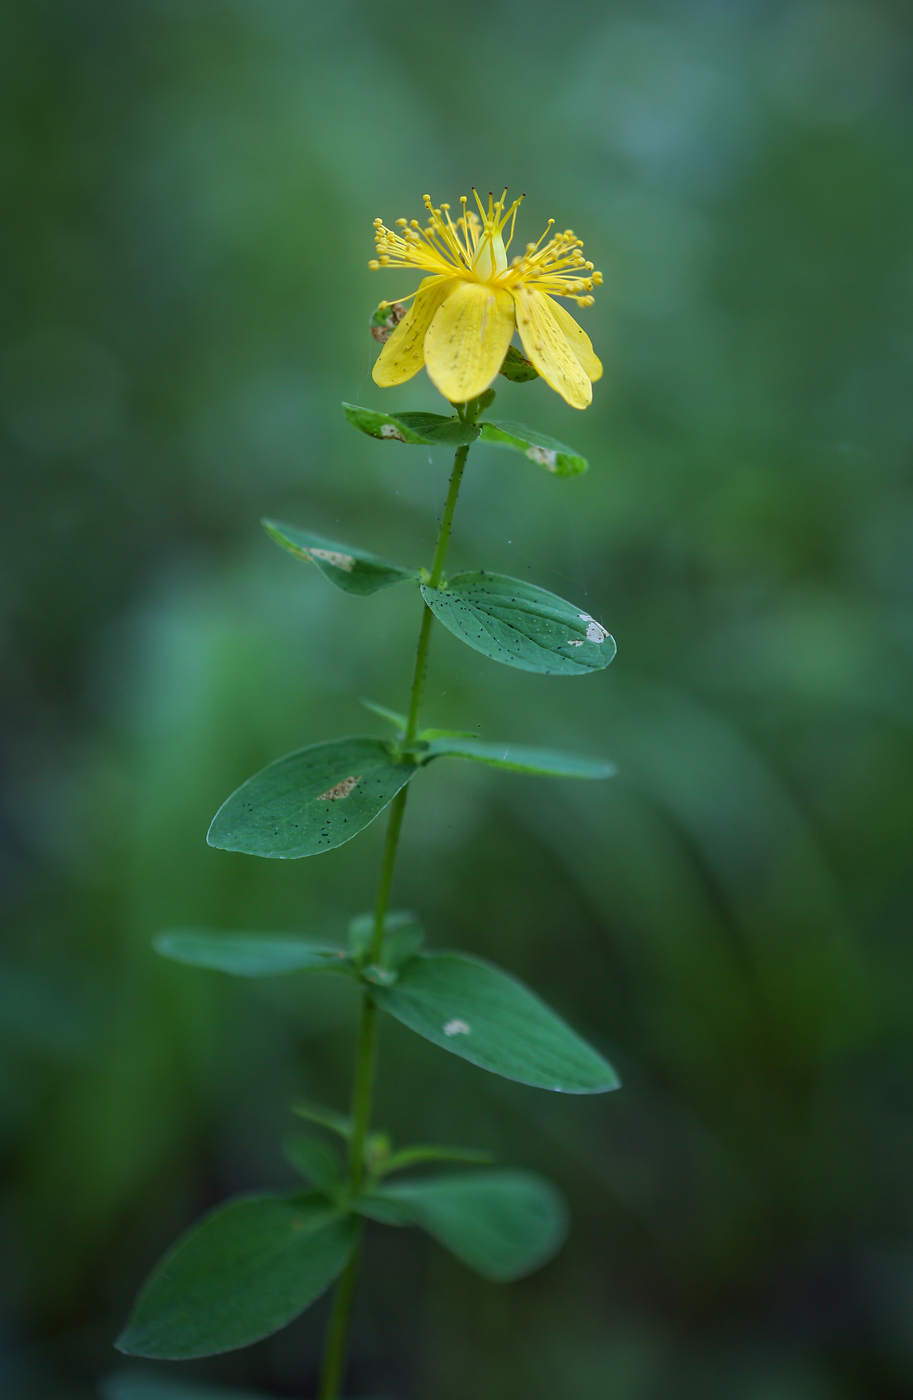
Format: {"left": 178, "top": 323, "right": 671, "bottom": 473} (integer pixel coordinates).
{"left": 421, "top": 573, "right": 616, "bottom": 676}
{"left": 343, "top": 402, "right": 479, "bottom": 447}
{"left": 371, "top": 952, "right": 618, "bottom": 1093}
{"left": 116, "top": 1195, "right": 359, "bottom": 1359}
{"left": 356, "top": 1170, "right": 568, "bottom": 1281}
{"left": 207, "top": 738, "right": 416, "bottom": 859}
{"left": 414, "top": 736, "right": 616, "bottom": 779}
{"left": 479, "top": 420, "right": 587, "bottom": 476}
{"left": 262, "top": 520, "right": 418, "bottom": 596}
{"left": 153, "top": 931, "right": 353, "bottom": 977}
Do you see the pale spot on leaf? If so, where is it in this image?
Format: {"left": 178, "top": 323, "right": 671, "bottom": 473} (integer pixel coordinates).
{"left": 525, "top": 444, "right": 558, "bottom": 472}
{"left": 308, "top": 548, "right": 356, "bottom": 572}
{"left": 443, "top": 1018, "right": 471, "bottom": 1037}
{"left": 380, "top": 423, "right": 406, "bottom": 441}
{"left": 316, "top": 775, "right": 362, "bottom": 801}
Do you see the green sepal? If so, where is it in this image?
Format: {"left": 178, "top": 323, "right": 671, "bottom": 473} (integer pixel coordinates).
{"left": 353, "top": 1170, "right": 568, "bottom": 1281}
{"left": 153, "top": 930, "right": 354, "bottom": 978}
{"left": 369, "top": 299, "right": 406, "bottom": 342}
{"left": 420, "top": 572, "right": 616, "bottom": 676}
{"left": 282, "top": 1134, "right": 343, "bottom": 1196}
{"left": 348, "top": 910, "right": 425, "bottom": 984}
{"left": 373, "top": 1143, "right": 495, "bottom": 1179}
{"left": 343, "top": 402, "right": 480, "bottom": 447}
{"left": 409, "top": 736, "right": 617, "bottom": 779}
{"left": 479, "top": 420, "right": 587, "bottom": 476}
{"left": 262, "top": 519, "right": 419, "bottom": 596}
{"left": 370, "top": 951, "right": 618, "bottom": 1093}
{"left": 116, "top": 1194, "right": 359, "bottom": 1359}
{"left": 498, "top": 345, "right": 539, "bottom": 383}
{"left": 359, "top": 696, "right": 408, "bottom": 734}
{"left": 207, "top": 737, "right": 418, "bottom": 860}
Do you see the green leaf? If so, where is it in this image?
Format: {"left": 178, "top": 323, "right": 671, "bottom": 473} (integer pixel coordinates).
{"left": 371, "top": 952, "right": 618, "bottom": 1093}
{"left": 207, "top": 738, "right": 417, "bottom": 860}
{"left": 479, "top": 420, "right": 587, "bottom": 476}
{"left": 292, "top": 1100, "right": 352, "bottom": 1141}
{"left": 413, "top": 736, "right": 617, "bottom": 779}
{"left": 498, "top": 345, "right": 539, "bottom": 383}
{"left": 355, "top": 1171, "right": 568, "bottom": 1281}
{"left": 418, "top": 726, "right": 479, "bottom": 741}
{"left": 153, "top": 931, "right": 352, "bottom": 978}
{"left": 348, "top": 910, "right": 424, "bottom": 981}
{"left": 420, "top": 573, "right": 616, "bottom": 676}
{"left": 343, "top": 402, "right": 480, "bottom": 447}
{"left": 116, "top": 1195, "right": 359, "bottom": 1359}
{"left": 262, "top": 520, "right": 418, "bottom": 596}
{"left": 101, "top": 1372, "right": 269, "bottom": 1400}
{"left": 283, "top": 1135, "right": 343, "bottom": 1195}
{"left": 374, "top": 1144, "right": 495, "bottom": 1178}
{"left": 359, "top": 696, "right": 407, "bottom": 732}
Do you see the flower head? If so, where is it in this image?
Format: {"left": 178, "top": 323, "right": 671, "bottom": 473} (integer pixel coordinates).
{"left": 370, "top": 191, "right": 603, "bottom": 409}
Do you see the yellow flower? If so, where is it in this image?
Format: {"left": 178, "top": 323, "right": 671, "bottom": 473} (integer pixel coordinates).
{"left": 369, "top": 191, "right": 603, "bottom": 410}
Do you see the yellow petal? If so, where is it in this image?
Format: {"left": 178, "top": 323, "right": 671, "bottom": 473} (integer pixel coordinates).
{"left": 373, "top": 277, "right": 454, "bottom": 387}
{"left": 513, "top": 286, "right": 592, "bottom": 409}
{"left": 546, "top": 297, "right": 603, "bottom": 382}
{"left": 423, "top": 280, "right": 515, "bottom": 403}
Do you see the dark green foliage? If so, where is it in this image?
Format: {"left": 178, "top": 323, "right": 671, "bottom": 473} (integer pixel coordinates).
{"left": 343, "top": 403, "right": 480, "bottom": 446}
{"left": 117, "top": 1197, "right": 359, "bottom": 1359}
{"left": 421, "top": 573, "right": 616, "bottom": 674}
{"left": 262, "top": 520, "right": 419, "bottom": 595}
{"left": 282, "top": 1135, "right": 344, "bottom": 1195}
{"left": 370, "top": 952, "right": 618, "bottom": 1092}
{"left": 479, "top": 421, "right": 587, "bottom": 476}
{"left": 207, "top": 738, "right": 416, "bottom": 858}
{"left": 354, "top": 1171, "right": 568, "bottom": 1280}
{"left": 414, "top": 735, "right": 616, "bottom": 778}
{"left": 153, "top": 931, "right": 353, "bottom": 977}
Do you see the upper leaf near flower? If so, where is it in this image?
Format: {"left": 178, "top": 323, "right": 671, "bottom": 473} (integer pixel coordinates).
{"left": 369, "top": 190, "right": 603, "bottom": 409}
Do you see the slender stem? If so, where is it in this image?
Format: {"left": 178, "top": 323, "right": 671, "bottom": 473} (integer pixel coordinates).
{"left": 406, "top": 440, "right": 469, "bottom": 740}
{"left": 317, "top": 1250, "right": 359, "bottom": 1400}
{"left": 316, "top": 435, "right": 471, "bottom": 1400}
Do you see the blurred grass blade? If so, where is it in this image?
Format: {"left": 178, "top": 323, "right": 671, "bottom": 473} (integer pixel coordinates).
{"left": 421, "top": 573, "right": 615, "bottom": 675}
{"left": 355, "top": 1170, "right": 568, "bottom": 1280}
{"left": 116, "top": 1195, "right": 359, "bottom": 1358}
{"left": 153, "top": 931, "right": 353, "bottom": 977}
{"left": 479, "top": 420, "right": 587, "bottom": 476}
{"left": 413, "top": 736, "right": 616, "bottom": 778}
{"left": 343, "top": 402, "right": 480, "bottom": 446}
{"left": 371, "top": 952, "right": 619, "bottom": 1092}
{"left": 262, "top": 519, "right": 419, "bottom": 595}
{"left": 207, "top": 737, "right": 417, "bottom": 859}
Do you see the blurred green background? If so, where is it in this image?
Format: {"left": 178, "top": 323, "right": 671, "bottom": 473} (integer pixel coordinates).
{"left": 2, "top": 1, "right": 913, "bottom": 1397}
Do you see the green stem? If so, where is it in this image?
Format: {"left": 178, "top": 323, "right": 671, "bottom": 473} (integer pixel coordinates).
{"left": 316, "top": 435, "right": 471, "bottom": 1400}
